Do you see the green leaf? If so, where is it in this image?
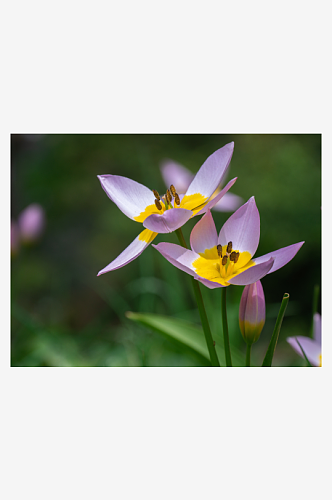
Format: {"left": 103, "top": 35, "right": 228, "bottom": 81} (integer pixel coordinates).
{"left": 126, "top": 311, "right": 244, "bottom": 366}
{"left": 262, "top": 293, "right": 290, "bottom": 367}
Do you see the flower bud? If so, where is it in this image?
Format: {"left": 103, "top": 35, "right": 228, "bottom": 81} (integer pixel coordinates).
{"left": 239, "top": 280, "right": 266, "bottom": 345}
{"left": 18, "top": 203, "right": 45, "bottom": 244}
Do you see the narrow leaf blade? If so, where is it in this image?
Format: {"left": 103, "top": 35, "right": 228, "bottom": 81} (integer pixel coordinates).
{"left": 262, "top": 293, "right": 289, "bottom": 367}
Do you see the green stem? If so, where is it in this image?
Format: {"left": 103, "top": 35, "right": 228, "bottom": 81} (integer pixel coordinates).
{"left": 221, "top": 287, "right": 232, "bottom": 367}
{"left": 262, "top": 293, "right": 289, "bottom": 367}
{"left": 175, "top": 228, "right": 220, "bottom": 367}
{"left": 245, "top": 344, "right": 252, "bottom": 367}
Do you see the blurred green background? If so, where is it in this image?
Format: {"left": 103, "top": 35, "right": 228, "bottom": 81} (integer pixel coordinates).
{"left": 11, "top": 134, "right": 321, "bottom": 367}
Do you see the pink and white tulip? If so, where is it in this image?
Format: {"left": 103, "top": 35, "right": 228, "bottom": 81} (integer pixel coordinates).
{"left": 287, "top": 313, "right": 322, "bottom": 366}
{"left": 97, "top": 143, "right": 236, "bottom": 275}
{"left": 153, "top": 198, "right": 304, "bottom": 288}
{"left": 161, "top": 158, "right": 243, "bottom": 212}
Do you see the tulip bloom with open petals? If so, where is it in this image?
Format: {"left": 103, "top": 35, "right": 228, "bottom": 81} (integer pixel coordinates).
{"left": 97, "top": 143, "right": 237, "bottom": 275}
{"left": 287, "top": 313, "right": 322, "bottom": 366}
{"left": 161, "top": 158, "right": 243, "bottom": 212}
{"left": 153, "top": 197, "right": 304, "bottom": 288}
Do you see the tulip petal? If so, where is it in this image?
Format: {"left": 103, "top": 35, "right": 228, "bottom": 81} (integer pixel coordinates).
{"left": 152, "top": 242, "right": 198, "bottom": 277}
{"left": 228, "top": 258, "right": 274, "bottom": 285}
{"left": 185, "top": 142, "right": 234, "bottom": 199}
{"left": 313, "top": 313, "right": 321, "bottom": 344}
{"left": 195, "top": 178, "right": 237, "bottom": 216}
{"left": 160, "top": 160, "right": 194, "bottom": 194}
{"left": 286, "top": 336, "right": 321, "bottom": 367}
{"left": 97, "top": 229, "right": 157, "bottom": 275}
{"left": 98, "top": 174, "right": 156, "bottom": 221}
{"left": 143, "top": 208, "right": 193, "bottom": 233}
{"left": 195, "top": 276, "right": 225, "bottom": 289}
{"left": 239, "top": 280, "right": 266, "bottom": 344}
{"left": 211, "top": 192, "right": 243, "bottom": 212}
{"left": 190, "top": 210, "right": 218, "bottom": 255}
{"left": 218, "top": 197, "right": 260, "bottom": 256}
{"left": 252, "top": 242, "right": 305, "bottom": 274}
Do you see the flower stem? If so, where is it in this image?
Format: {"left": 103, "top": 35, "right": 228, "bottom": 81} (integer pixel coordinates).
{"left": 262, "top": 293, "right": 289, "bottom": 367}
{"left": 221, "top": 287, "right": 232, "bottom": 367}
{"left": 175, "top": 228, "right": 220, "bottom": 367}
{"left": 245, "top": 344, "right": 252, "bottom": 367}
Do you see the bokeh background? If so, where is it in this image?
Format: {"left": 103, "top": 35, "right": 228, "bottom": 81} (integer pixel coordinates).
{"left": 11, "top": 134, "right": 321, "bottom": 367}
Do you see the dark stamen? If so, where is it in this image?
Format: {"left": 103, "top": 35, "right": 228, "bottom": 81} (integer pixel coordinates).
{"left": 222, "top": 255, "right": 228, "bottom": 266}
{"left": 227, "top": 241, "right": 233, "bottom": 254}
{"left": 217, "top": 244, "right": 222, "bottom": 257}
{"left": 230, "top": 251, "right": 237, "bottom": 262}
{"left": 174, "top": 193, "right": 180, "bottom": 206}
{"left": 155, "top": 199, "right": 162, "bottom": 211}
{"left": 234, "top": 252, "right": 240, "bottom": 264}
{"left": 170, "top": 185, "right": 176, "bottom": 197}
{"left": 153, "top": 189, "right": 160, "bottom": 200}
{"left": 166, "top": 189, "right": 172, "bottom": 203}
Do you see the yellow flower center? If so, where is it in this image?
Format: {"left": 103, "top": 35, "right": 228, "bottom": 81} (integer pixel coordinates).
{"left": 133, "top": 187, "right": 208, "bottom": 223}
{"left": 192, "top": 243, "right": 255, "bottom": 286}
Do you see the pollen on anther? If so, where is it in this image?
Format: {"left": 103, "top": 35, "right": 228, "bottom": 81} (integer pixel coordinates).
{"left": 230, "top": 251, "right": 236, "bottom": 262}
{"left": 217, "top": 244, "right": 222, "bottom": 257}
{"left": 227, "top": 241, "right": 233, "bottom": 254}
{"left": 152, "top": 189, "right": 160, "bottom": 200}
{"left": 170, "top": 185, "right": 176, "bottom": 197}
{"left": 155, "top": 199, "right": 162, "bottom": 211}
{"left": 166, "top": 189, "right": 172, "bottom": 203}
{"left": 174, "top": 193, "right": 180, "bottom": 206}
{"left": 222, "top": 255, "right": 228, "bottom": 266}
{"left": 234, "top": 252, "right": 240, "bottom": 263}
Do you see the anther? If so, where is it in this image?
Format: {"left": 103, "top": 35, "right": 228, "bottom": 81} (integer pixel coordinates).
{"left": 230, "top": 251, "right": 237, "bottom": 262}
{"left": 217, "top": 244, "right": 222, "bottom": 257}
{"left": 174, "top": 193, "right": 181, "bottom": 206}
{"left": 227, "top": 241, "right": 233, "bottom": 254}
{"left": 152, "top": 189, "right": 160, "bottom": 200}
{"left": 155, "top": 199, "right": 162, "bottom": 211}
{"left": 170, "top": 185, "right": 176, "bottom": 197}
{"left": 234, "top": 252, "right": 240, "bottom": 264}
{"left": 166, "top": 189, "right": 172, "bottom": 203}
{"left": 222, "top": 255, "right": 228, "bottom": 266}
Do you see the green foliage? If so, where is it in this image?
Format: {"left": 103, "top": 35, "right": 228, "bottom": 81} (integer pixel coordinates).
{"left": 126, "top": 311, "right": 244, "bottom": 366}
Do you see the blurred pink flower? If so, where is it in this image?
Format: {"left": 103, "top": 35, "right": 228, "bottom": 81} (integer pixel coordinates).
{"left": 17, "top": 203, "right": 45, "bottom": 243}
{"left": 287, "top": 313, "right": 322, "bottom": 366}
{"left": 239, "top": 280, "right": 266, "bottom": 344}
{"left": 160, "top": 158, "right": 243, "bottom": 212}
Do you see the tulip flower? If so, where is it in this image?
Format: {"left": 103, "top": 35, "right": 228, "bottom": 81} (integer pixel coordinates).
{"left": 160, "top": 158, "right": 243, "bottom": 212}
{"left": 287, "top": 313, "right": 322, "bottom": 366}
{"left": 153, "top": 197, "right": 304, "bottom": 288}
{"left": 17, "top": 203, "right": 45, "bottom": 244}
{"left": 97, "top": 142, "right": 237, "bottom": 275}
{"left": 239, "top": 280, "right": 266, "bottom": 345}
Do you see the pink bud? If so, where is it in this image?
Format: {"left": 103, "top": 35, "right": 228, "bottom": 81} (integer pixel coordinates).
{"left": 239, "top": 280, "right": 266, "bottom": 345}
{"left": 18, "top": 203, "right": 45, "bottom": 243}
